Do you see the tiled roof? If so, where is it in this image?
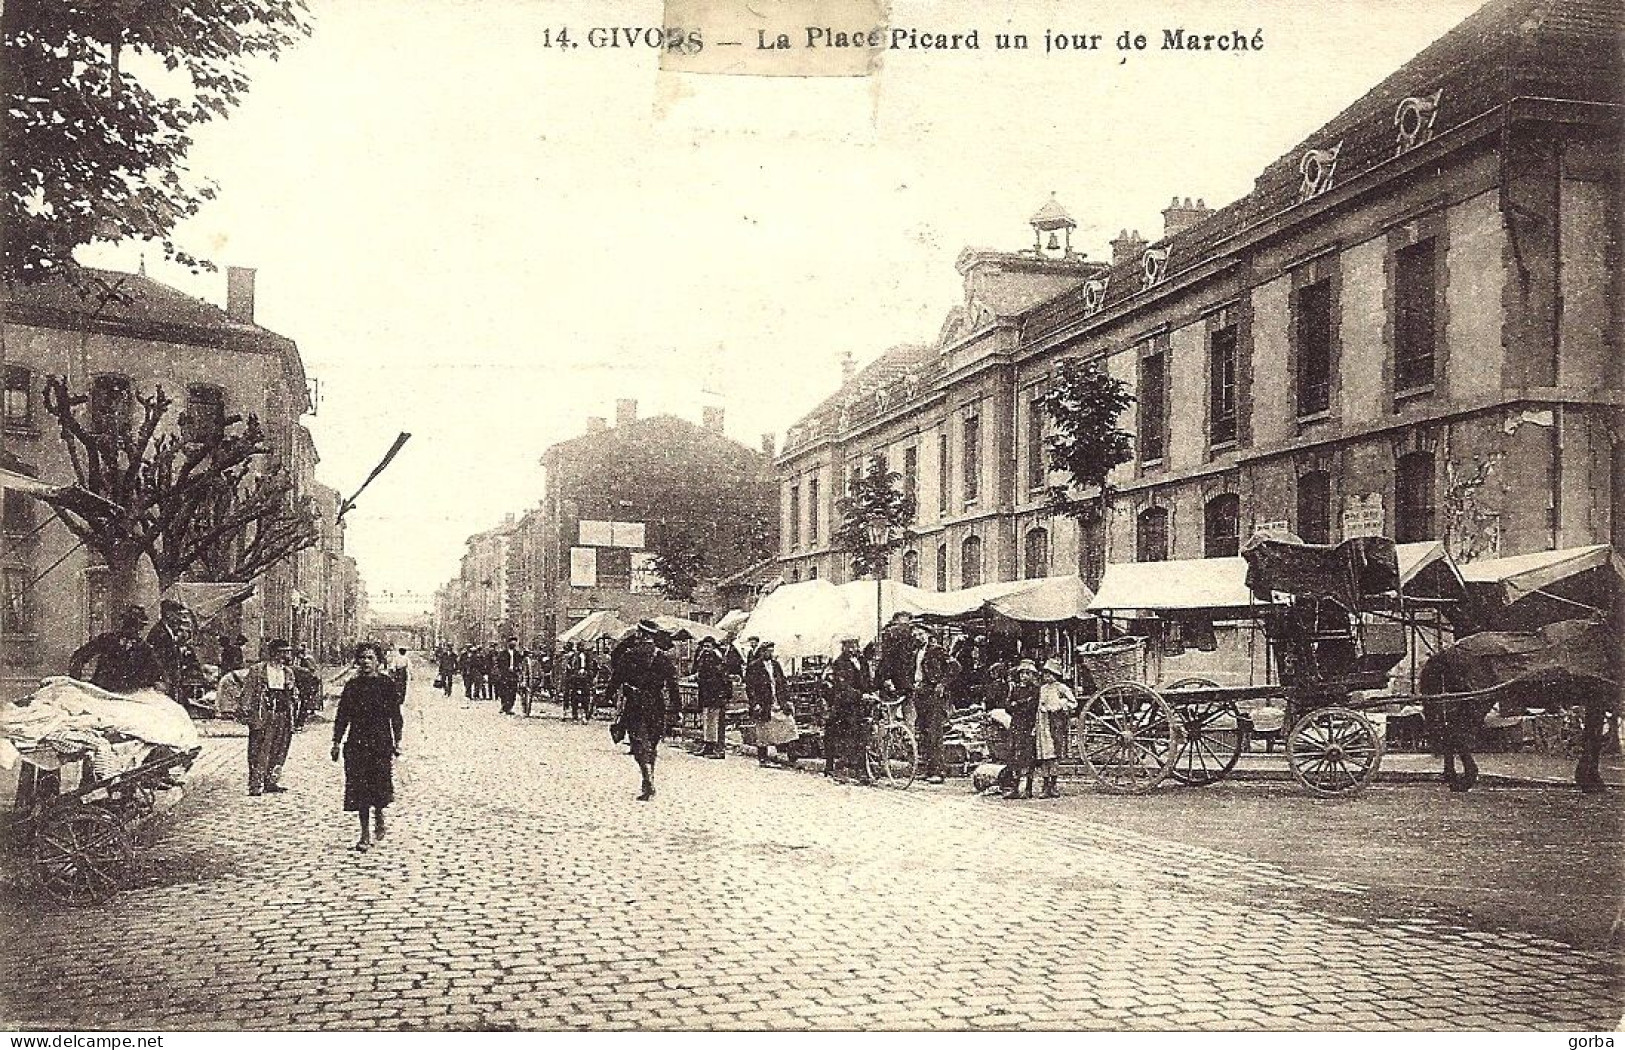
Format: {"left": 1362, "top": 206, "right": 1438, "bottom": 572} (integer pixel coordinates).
{"left": 789, "top": 342, "right": 937, "bottom": 433}
{"left": 1021, "top": 0, "right": 1622, "bottom": 349}
{"left": 6, "top": 267, "right": 266, "bottom": 338}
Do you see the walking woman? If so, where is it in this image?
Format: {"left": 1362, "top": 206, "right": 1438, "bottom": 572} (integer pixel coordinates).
{"left": 1034, "top": 659, "right": 1077, "bottom": 798}
{"left": 331, "top": 642, "right": 404, "bottom": 851}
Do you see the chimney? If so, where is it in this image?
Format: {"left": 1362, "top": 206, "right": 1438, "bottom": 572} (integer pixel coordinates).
{"left": 760, "top": 432, "right": 776, "bottom": 457}
{"left": 615, "top": 398, "right": 638, "bottom": 428}
{"left": 840, "top": 351, "right": 857, "bottom": 385}
{"left": 226, "top": 266, "right": 257, "bottom": 323}
{"left": 702, "top": 405, "right": 725, "bottom": 434}
{"left": 1110, "top": 229, "right": 1148, "bottom": 270}
{"left": 586, "top": 416, "right": 607, "bottom": 434}
{"left": 1161, "top": 197, "right": 1212, "bottom": 240}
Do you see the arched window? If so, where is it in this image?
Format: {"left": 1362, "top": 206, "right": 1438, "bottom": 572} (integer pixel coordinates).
{"left": 90, "top": 373, "right": 133, "bottom": 437}
{"left": 1137, "top": 507, "right": 1169, "bottom": 563}
{"left": 935, "top": 544, "right": 948, "bottom": 592}
{"left": 960, "top": 535, "right": 983, "bottom": 589}
{"left": 1204, "top": 494, "right": 1241, "bottom": 558}
{"left": 901, "top": 549, "right": 921, "bottom": 588}
{"left": 1023, "top": 528, "right": 1050, "bottom": 579}
{"left": 1395, "top": 451, "right": 1436, "bottom": 542}
{"left": 1297, "top": 471, "right": 1332, "bottom": 545}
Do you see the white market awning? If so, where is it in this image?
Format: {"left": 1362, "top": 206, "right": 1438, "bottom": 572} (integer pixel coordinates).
{"left": 1459, "top": 544, "right": 1623, "bottom": 607}
{"left": 1087, "top": 557, "right": 1255, "bottom": 616}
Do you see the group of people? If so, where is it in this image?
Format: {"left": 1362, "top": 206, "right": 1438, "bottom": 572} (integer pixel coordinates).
{"left": 736, "top": 611, "right": 1079, "bottom": 797}
{"left": 434, "top": 641, "right": 559, "bottom": 717}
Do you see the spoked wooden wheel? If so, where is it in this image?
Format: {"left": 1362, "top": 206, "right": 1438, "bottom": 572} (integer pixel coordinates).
{"left": 1163, "top": 680, "right": 1245, "bottom": 787}
{"left": 1287, "top": 706, "right": 1384, "bottom": 796}
{"left": 32, "top": 805, "right": 134, "bottom": 905}
{"left": 1077, "top": 683, "right": 1184, "bottom": 794}
{"left": 866, "top": 723, "right": 917, "bottom": 790}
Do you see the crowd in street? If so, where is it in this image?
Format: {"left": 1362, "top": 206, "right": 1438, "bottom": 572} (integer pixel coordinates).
{"left": 425, "top": 609, "right": 1080, "bottom": 804}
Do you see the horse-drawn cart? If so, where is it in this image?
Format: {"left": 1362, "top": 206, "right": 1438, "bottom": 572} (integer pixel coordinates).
{"left": 1075, "top": 535, "right": 1463, "bottom": 796}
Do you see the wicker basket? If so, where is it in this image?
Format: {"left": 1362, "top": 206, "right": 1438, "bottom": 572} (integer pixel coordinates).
{"left": 1074, "top": 637, "right": 1149, "bottom": 691}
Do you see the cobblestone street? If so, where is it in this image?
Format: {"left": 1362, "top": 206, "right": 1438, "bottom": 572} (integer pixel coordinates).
{"left": 2, "top": 669, "right": 1620, "bottom": 1032}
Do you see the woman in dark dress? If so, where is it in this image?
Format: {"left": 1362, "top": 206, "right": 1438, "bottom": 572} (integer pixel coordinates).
{"left": 330, "top": 642, "right": 404, "bottom": 851}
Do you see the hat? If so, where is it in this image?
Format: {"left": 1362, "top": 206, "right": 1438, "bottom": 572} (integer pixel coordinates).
{"left": 1015, "top": 659, "right": 1038, "bottom": 674}
{"left": 267, "top": 638, "right": 293, "bottom": 653}
{"left": 637, "top": 619, "right": 661, "bottom": 635}
{"left": 839, "top": 634, "right": 861, "bottom": 644}
{"left": 653, "top": 631, "right": 675, "bottom": 651}
{"left": 119, "top": 605, "right": 149, "bottom": 629}
{"left": 1042, "top": 658, "right": 1068, "bottom": 679}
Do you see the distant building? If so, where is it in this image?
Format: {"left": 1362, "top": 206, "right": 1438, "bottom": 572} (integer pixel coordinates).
{"left": 779, "top": 0, "right": 1621, "bottom": 591}
{"left": 1, "top": 266, "right": 361, "bottom": 697}
{"left": 536, "top": 400, "right": 778, "bottom": 639}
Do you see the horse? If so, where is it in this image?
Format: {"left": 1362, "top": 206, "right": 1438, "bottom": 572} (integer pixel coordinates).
{"left": 1419, "top": 619, "right": 1619, "bottom": 793}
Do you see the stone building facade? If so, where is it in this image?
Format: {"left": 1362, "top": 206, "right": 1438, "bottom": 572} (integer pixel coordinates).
{"left": 778, "top": 0, "right": 1621, "bottom": 591}
{"left": 1, "top": 266, "right": 358, "bottom": 697}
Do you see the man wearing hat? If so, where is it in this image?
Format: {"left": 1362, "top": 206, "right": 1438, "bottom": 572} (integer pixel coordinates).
{"left": 492, "top": 636, "right": 525, "bottom": 715}
{"left": 241, "top": 638, "right": 299, "bottom": 796}
{"left": 1034, "top": 658, "right": 1078, "bottom": 799}
{"left": 604, "top": 622, "right": 680, "bottom": 800}
{"left": 146, "top": 599, "right": 199, "bottom": 697}
{"left": 68, "top": 605, "right": 164, "bottom": 694}
{"left": 694, "top": 637, "right": 732, "bottom": 759}
{"left": 823, "top": 635, "right": 872, "bottom": 783}
{"left": 912, "top": 626, "right": 950, "bottom": 783}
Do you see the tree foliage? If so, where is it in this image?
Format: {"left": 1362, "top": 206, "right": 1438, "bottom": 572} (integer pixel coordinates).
{"left": 651, "top": 533, "right": 707, "bottom": 603}
{"left": 1037, "top": 358, "right": 1136, "bottom": 523}
{"left": 1, "top": 0, "right": 312, "bottom": 284}
{"left": 833, "top": 458, "right": 916, "bottom": 578}
{"left": 37, "top": 375, "right": 318, "bottom": 605}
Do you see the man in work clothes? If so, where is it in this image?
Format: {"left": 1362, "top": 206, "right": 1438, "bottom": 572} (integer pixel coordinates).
{"left": 492, "top": 637, "right": 525, "bottom": 715}
{"left": 823, "top": 635, "right": 872, "bottom": 783}
{"left": 242, "top": 639, "right": 299, "bottom": 796}
{"left": 913, "top": 627, "right": 949, "bottom": 784}
{"left": 695, "top": 637, "right": 732, "bottom": 759}
{"left": 876, "top": 612, "right": 919, "bottom": 700}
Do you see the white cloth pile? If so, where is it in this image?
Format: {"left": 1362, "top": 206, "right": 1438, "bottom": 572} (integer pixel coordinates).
{"left": 0, "top": 676, "right": 200, "bottom": 779}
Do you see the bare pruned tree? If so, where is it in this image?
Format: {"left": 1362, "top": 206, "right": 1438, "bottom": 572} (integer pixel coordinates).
{"left": 37, "top": 375, "right": 318, "bottom": 611}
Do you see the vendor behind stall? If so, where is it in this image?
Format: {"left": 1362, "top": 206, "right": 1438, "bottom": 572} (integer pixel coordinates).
{"left": 69, "top": 605, "right": 164, "bottom": 694}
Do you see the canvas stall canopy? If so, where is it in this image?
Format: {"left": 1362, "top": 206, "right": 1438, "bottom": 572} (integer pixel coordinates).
{"left": 557, "top": 610, "right": 628, "bottom": 645}
{"left": 641, "top": 614, "right": 731, "bottom": 644}
{"left": 1088, "top": 556, "right": 1254, "bottom": 616}
{"left": 735, "top": 579, "right": 857, "bottom": 661}
{"left": 161, "top": 581, "right": 256, "bottom": 630}
{"left": 1459, "top": 544, "right": 1623, "bottom": 630}
{"left": 714, "top": 609, "right": 750, "bottom": 635}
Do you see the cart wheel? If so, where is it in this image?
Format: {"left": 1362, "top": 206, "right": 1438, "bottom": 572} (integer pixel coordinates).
{"left": 1164, "top": 683, "right": 1245, "bottom": 787}
{"left": 32, "top": 805, "right": 133, "bottom": 905}
{"left": 1287, "top": 706, "right": 1384, "bottom": 796}
{"left": 867, "top": 723, "right": 917, "bottom": 790}
{"left": 1077, "top": 683, "right": 1184, "bottom": 794}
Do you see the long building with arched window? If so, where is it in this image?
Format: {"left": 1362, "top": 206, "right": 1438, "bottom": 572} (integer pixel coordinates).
{"left": 776, "top": 0, "right": 1621, "bottom": 591}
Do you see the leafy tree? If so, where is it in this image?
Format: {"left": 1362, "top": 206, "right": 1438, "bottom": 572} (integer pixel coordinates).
{"left": 1037, "top": 358, "right": 1136, "bottom": 526}
{"left": 651, "top": 533, "right": 707, "bottom": 603}
{"left": 1, "top": 0, "right": 312, "bottom": 284}
{"left": 36, "top": 375, "right": 318, "bottom": 612}
{"left": 833, "top": 457, "right": 916, "bottom": 578}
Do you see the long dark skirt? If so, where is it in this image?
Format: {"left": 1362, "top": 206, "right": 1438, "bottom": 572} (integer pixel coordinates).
{"left": 342, "top": 744, "right": 395, "bottom": 811}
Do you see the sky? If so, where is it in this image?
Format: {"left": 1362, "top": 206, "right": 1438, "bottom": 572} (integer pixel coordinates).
{"left": 84, "top": 0, "right": 1484, "bottom": 611}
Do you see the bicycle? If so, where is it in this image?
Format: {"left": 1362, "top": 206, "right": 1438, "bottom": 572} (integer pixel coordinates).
{"left": 865, "top": 693, "right": 918, "bottom": 789}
